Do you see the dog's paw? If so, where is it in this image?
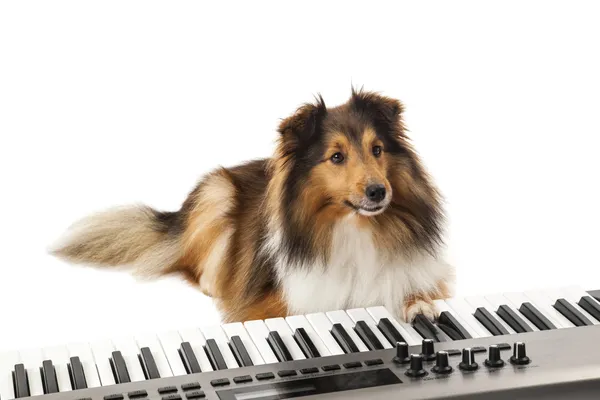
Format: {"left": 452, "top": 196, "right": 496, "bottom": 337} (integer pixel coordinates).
{"left": 403, "top": 299, "right": 439, "bottom": 322}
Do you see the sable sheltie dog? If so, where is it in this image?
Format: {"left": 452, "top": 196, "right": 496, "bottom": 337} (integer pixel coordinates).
{"left": 50, "top": 89, "right": 454, "bottom": 324}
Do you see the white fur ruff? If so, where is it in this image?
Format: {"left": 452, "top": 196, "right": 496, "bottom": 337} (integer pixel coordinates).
{"left": 267, "top": 215, "right": 454, "bottom": 322}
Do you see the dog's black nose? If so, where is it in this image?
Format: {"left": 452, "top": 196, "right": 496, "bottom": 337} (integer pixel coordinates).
{"left": 365, "top": 184, "right": 386, "bottom": 203}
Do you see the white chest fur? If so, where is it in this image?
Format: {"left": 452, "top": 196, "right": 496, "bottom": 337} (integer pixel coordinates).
{"left": 273, "top": 215, "right": 453, "bottom": 320}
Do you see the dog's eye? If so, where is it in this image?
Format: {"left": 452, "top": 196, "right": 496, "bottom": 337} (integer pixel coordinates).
{"left": 330, "top": 152, "right": 345, "bottom": 164}
{"left": 372, "top": 145, "right": 383, "bottom": 157}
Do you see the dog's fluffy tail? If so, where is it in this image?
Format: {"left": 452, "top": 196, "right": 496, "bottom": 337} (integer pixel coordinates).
{"left": 49, "top": 204, "right": 183, "bottom": 278}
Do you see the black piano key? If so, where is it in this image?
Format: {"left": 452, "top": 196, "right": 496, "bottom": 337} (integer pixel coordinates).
{"left": 267, "top": 331, "right": 293, "bottom": 362}
{"left": 588, "top": 289, "right": 600, "bottom": 302}
{"left": 377, "top": 318, "right": 406, "bottom": 345}
{"left": 330, "top": 323, "right": 359, "bottom": 354}
{"left": 519, "top": 302, "right": 556, "bottom": 330}
{"left": 229, "top": 336, "right": 254, "bottom": 367}
{"left": 12, "top": 364, "right": 30, "bottom": 398}
{"left": 578, "top": 296, "right": 600, "bottom": 322}
{"left": 553, "top": 298, "right": 593, "bottom": 326}
{"left": 473, "top": 307, "right": 509, "bottom": 336}
{"left": 139, "top": 347, "right": 161, "bottom": 379}
{"left": 353, "top": 321, "right": 384, "bottom": 351}
{"left": 436, "top": 323, "right": 464, "bottom": 340}
{"left": 110, "top": 351, "right": 131, "bottom": 384}
{"left": 179, "top": 342, "right": 202, "bottom": 374}
{"left": 42, "top": 360, "right": 60, "bottom": 393}
{"left": 437, "top": 311, "right": 472, "bottom": 339}
{"left": 412, "top": 314, "right": 451, "bottom": 342}
{"left": 293, "top": 328, "right": 321, "bottom": 358}
{"left": 496, "top": 305, "right": 533, "bottom": 333}
{"left": 67, "top": 357, "right": 87, "bottom": 390}
{"left": 204, "top": 339, "right": 228, "bottom": 370}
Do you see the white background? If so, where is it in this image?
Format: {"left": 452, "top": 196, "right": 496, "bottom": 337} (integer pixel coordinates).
{"left": 1, "top": 0, "right": 599, "bottom": 352}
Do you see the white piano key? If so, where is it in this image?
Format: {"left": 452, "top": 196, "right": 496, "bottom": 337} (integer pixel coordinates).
{"left": 464, "top": 296, "right": 517, "bottom": 334}
{"left": 565, "top": 285, "right": 600, "bottom": 323}
{"left": 42, "top": 345, "right": 72, "bottom": 392}
{"left": 264, "top": 317, "right": 307, "bottom": 360}
{"left": 502, "top": 291, "right": 566, "bottom": 329}
{"left": 178, "top": 328, "right": 214, "bottom": 372}
{"left": 200, "top": 325, "right": 240, "bottom": 369}
{"left": 66, "top": 342, "right": 102, "bottom": 388}
{"left": 564, "top": 285, "right": 600, "bottom": 308}
{"left": 305, "top": 313, "right": 345, "bottom": 355}
{"left": 433, "top": 299, "right": 487, "bottom": 337}
{"left": 484, "top": 294, "right": 539, "bottom": 332}
{"left": 110, "top": 336, "right": 146, "bottom": 382}
{"left": 345, "top": 308, "right": 393, "bottom": 349}
{"left": 285, "top": 315, "right": 331, "bottom": 356}
{"left": 547, "top": 287, "right": 600, "bottom": 325}
{"left": 523, "top": 290, "right": 576, "bottom": 328}
{"left": 365, "top": 306, "right": 426, "bottom": 345}
{"left": 19, "top": 348, "right": 44, "bottom": 396}
{"left": 135, "top": 333, "right": 173, "bottom": 378}
{"left": 444, "top": 298, "right": 493, "bottom": 338}
{"left": 0, "top": 351, "right": 20, "bottom": 400}
{"left": 89, "top": 339, "right": 116, "bottom": 386}
{"left": 222, "top": 322, "right": 265, "bottom": 365}
{"left": 500, "top": 291, "right": 529, "bottom": 309}
{"left": 156, "top": 330, "right": 187, "bottom": 377}
{"left": 244, "top": 320, "right": 279, "bottom": 364}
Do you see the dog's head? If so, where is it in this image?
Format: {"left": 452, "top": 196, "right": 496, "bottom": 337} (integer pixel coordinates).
{"left": 273, "top": 88, "right": 444, "bottom": 258}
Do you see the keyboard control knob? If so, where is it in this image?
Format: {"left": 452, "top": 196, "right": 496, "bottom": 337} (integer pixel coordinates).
{"left": 510, "top": 342, "right": 531, "bottom": 365}
{"left": 432, "top": 351, "right": 453, "bottom": 374}
{"left": 393, "top": 342, "right": 410, "bottom": 364}
{"left": 484, "top": 345, "right": 505, "bottom": 368}
{"left": 421, "top": 339, "right": 436, "bottom": 361}
{"left": 405, "top": 354, "right": 427, "bottom": 378}
{"left": 459, "top": 348, "right": 479, "bottom": 371}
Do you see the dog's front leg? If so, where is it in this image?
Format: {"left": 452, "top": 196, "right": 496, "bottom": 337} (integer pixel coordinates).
{"left": 402, "top": 281, "right": 451, "bottom": 322}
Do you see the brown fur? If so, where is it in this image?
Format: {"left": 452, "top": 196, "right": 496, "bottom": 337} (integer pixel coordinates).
{"left": 217, "top": 290, "right": 288, "bottom": 323}
{"left": 403, "top": 281, "right": 452, "bottom": 308}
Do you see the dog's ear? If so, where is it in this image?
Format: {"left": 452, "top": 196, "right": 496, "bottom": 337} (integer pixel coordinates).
{"left": 350, "top": 87, "right": 404, "bottom": 125}
{"left": 277, "top": 94, "right": 327, "bottom": 145}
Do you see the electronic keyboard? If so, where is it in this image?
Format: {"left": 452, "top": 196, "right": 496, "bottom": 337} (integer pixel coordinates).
{"left": 2, "top": 285, "right": 600, "bottom": 400}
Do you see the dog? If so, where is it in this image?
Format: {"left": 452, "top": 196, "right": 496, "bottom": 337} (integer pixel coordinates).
{"left": 50, "top": 88, "right": 454, "bottom": 324}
